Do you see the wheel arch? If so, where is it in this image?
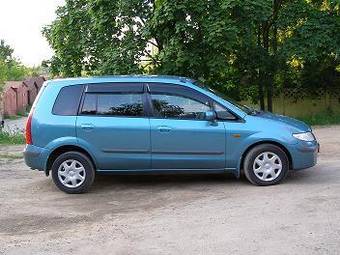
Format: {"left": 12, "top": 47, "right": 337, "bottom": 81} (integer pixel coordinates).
{"left": 45, "top": 145, "right": 96, "bottom": 176}
{"left": 240, "top": 141, "right": 292, "bottom": 174}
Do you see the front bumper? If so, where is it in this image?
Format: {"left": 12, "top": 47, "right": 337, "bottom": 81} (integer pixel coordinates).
{"left": 288, "top": 140, "right": 319, "bottom": 170}
{"left": 23, "top": 144, "right": 49, "bottom": 171}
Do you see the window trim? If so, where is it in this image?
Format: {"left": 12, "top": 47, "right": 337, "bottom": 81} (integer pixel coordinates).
{"left": 86, "top": 82, "right": 144, "bottom": 93}
{"left": 148, "top": 83, "right": 211, "bottom": 104}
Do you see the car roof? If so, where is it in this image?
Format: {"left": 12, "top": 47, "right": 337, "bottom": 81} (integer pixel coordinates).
{"left": 48, "top": 75, "right": 196, "bottom": 87}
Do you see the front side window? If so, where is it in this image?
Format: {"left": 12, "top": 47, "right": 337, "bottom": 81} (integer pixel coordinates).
{"left": 151, "top": 94, "right": 210, "bottom": 120}
{"left": 214, "top": 102, "right": 237, "bottom": 120}
{"left": 81, "top": 93, "right": 144, "bottom": 117}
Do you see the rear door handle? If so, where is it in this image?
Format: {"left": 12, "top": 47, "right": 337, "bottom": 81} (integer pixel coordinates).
{"left": 157, "top": 126, "right": 171, "bottom": 133}
{"left": 80, "top": 123, "right": 94, "bottom": 130}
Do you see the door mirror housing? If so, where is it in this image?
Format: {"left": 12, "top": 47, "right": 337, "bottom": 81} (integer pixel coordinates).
{"left": 204, "top": 110, "right": 217, "bottom": 122}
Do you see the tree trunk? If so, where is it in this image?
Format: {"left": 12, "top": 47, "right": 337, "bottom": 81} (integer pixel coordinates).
{"left": 266, "top": 0, "right": 282, "bottom": 112}
{"left": 262, "top": 0, "right": 282, "bottom": 113}
{"left": 262, "top": 22, "right": 273, "bottom": 112}
{"left": 267, "top": 20, "right": 278, "bottom": 113}
{"left": 258, "top": 77, "right": 265, "bottom": 110}
{"left": 257, "top": 27, "right": 265, "bottom": 110}
{"left": 267, "top": 80, "right": 273, "bottom": 112}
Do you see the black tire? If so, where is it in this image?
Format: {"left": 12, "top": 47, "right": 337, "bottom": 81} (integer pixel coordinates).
{"left": 51, "top": 151, "right": 95, "bottom": 194}
{"left": 243, "top": 144, "right": 289, "bottom": 186}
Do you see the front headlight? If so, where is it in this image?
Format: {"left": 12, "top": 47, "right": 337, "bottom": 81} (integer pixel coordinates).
{"left": 293, "top": 132, "right": 315, "bottom": 142}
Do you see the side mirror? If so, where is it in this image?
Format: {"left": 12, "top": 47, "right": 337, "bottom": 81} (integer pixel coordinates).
{"left": 204, "top": 110, "right": 217, "bottom": 122}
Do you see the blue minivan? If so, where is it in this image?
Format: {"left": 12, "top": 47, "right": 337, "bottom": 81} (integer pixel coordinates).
{"left": 24, "top": 76, "right": 318, "bottom": 193}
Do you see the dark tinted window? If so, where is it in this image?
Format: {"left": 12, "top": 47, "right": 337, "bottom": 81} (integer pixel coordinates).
{"left": 81, "top": 94, "right": 96, "bottom": 115}
{"left": 214, "top": 102, "right": 237, "bottom": 120}
{"left": 52, "top": 85, "right": 83, "bottom": 116}
{"left": 151, "top": 94, "right": 210, "bottom": 120}
{"left": 81, "top": 93, "right": 144, "bottom": 117}
{"left": 97, "top": 94, "right": 144, "bottom": 116}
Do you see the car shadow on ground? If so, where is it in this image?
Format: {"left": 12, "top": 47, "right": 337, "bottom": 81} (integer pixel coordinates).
{"left": 90, "top": 173, "right": 242, "bottom": 191}
{"left": 28, "top": 165, "right": 327, "bottom": 195}
{"left": 88, "top": 165, "right": 331, "bottom": 192}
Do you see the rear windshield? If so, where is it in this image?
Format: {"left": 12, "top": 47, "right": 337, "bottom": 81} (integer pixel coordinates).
{"left": 52, "top": 85, "right": 83, "bottom": 116}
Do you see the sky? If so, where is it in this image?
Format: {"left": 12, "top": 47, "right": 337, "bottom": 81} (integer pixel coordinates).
{"left": 0, "top": 0, "right": 65, "bottom": 67}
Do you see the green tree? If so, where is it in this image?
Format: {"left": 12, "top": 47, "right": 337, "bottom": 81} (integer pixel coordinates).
{"left": 0, "top": 39, "right": 14, "bottom": 64}
{"left": 0, "top": 39, "right": 36, "bottom": 117}
{"left": 0, "top": 39, "right": 31, "bottom": 91}
{"left": 42, "top": 0, "right": 153, "bottom": 76}
{"left": 0, "top": 39, "right": 30, "bottom": 81}
{"left": 44, "top": 0, "right": 340, "bottom": 111}
{"left": 0, "top": 40, "right": 13, "bottom": 93}
{"left": 0, "top": 39, "right": 13, "bottom": 115}
{"left": 0, "top": 61, "right": 6, "bottom": 90}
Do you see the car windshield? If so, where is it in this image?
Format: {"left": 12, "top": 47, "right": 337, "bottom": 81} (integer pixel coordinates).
{"left": 193, "top": 81, "right": 255, "bottom": 115}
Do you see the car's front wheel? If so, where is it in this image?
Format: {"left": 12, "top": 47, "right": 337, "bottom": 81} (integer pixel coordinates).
{"left": 243, "top": 144, "right": 289, "bottom": 186}
{"left": 51, "top": 151, "right": 95, "bottom": 193}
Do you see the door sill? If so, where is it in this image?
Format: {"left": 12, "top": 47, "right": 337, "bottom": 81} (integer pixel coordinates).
{"left": 96, "top": 168, "right": 236, "bottom": 174}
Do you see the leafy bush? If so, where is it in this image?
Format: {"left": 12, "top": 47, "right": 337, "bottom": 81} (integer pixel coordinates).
{"left": 0, "top": 131, "right": 25, "bottom": 145}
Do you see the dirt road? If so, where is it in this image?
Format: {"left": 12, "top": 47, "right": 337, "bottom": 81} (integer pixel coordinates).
{"left": 0, "top": 126, "right": 339, "bottom": 255}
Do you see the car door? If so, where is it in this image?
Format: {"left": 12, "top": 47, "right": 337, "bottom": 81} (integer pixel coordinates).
{"left": 148, "top": 83, "right": 226, "bottom": 170}
{"left": 76, "top": 83, "right": 151, "bottom": 170}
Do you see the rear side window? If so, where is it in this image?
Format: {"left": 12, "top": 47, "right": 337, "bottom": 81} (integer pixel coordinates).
{"left": 81, "top": 94, "right": 97, "bottom": 115}
{"left": 81, "top": 93, "right": 144, "bottom": 117}
{"left": 52, "top": 85, "right": 83, "bottom": 116}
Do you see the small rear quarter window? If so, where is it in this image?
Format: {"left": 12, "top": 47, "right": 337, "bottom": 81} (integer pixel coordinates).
{"left": 52, "top": 85, "right": 83, "bottom": 116}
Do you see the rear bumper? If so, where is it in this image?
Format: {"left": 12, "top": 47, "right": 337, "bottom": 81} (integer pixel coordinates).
{"left": 288, "top": 140, "right": 319, "bottom": 170}
{"left": 23, "top": 144, "right": 49, "bottom": 171}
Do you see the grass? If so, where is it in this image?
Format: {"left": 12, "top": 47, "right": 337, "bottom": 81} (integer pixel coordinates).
{"left": 296, "top": 111, "right": 340, "bottom": 126}
{"left": 4, "top": 115, "right": 21, "bottom": 120}
{"left": 0, "top": 152, "right": 23, "bottom": 159}
{"left": 4, "top": 107, "right": 30, "bottom": 119}
{"left": 0, "top": 131, "right": 25, "bottom": 145}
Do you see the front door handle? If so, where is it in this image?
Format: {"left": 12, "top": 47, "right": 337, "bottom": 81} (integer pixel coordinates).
{"left": 80, "top": 123, "right": 94, "bottom": 130}
{"left": 157, "top": 126, "right": 171, "bottom": 133}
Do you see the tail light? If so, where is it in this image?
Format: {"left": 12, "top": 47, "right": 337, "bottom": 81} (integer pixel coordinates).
{"left": 25, "top": 111, "right": 33, "bottom": 144}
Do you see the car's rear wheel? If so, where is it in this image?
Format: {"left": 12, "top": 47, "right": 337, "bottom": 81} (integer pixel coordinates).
{"left": 243, "top": 144, "right": 289, "bottom": 186}
{"left": 51, "top": 151, "right": 95, "bottom": 193}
